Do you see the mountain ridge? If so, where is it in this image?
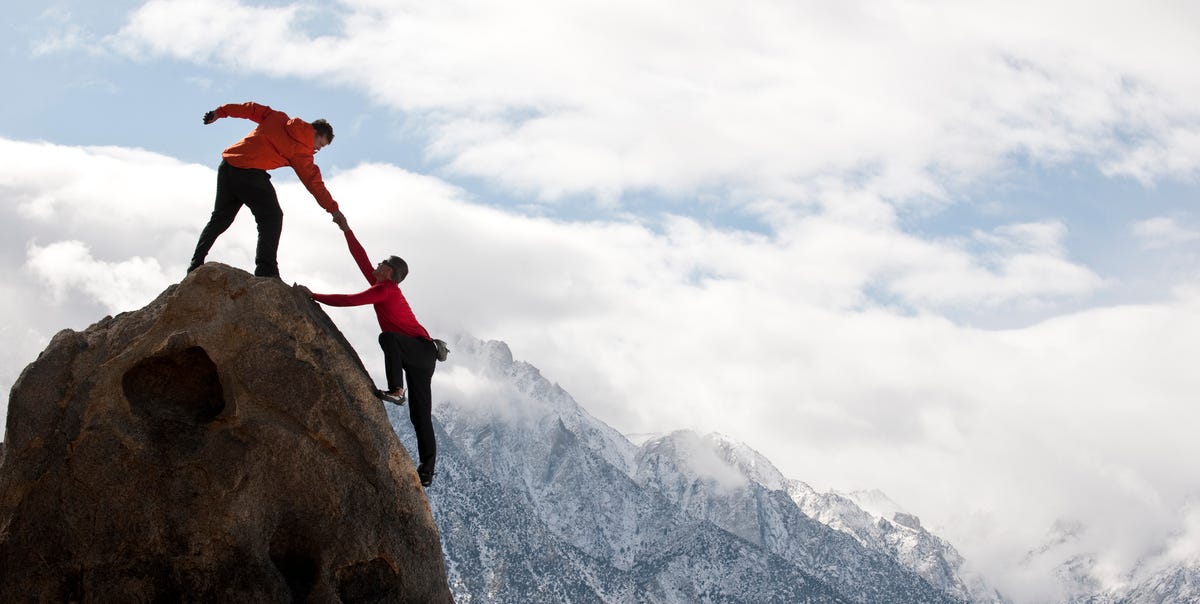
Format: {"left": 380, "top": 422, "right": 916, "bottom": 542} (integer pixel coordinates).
{"left": 388, "top": 333, "right": 1199, "bottom": 603}
{"left": 394, "top": 334, "right": 1000, "bottom": 603}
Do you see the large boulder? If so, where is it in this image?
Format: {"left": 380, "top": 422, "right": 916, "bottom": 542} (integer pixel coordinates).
{"left": 0, "top": 263, "right": 452, "bottom": 603}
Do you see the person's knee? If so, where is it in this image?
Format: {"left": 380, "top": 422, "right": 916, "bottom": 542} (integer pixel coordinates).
{"left": 205, "top": 215, "right": 235, "bottom": 232}
{"left": 207, "top": 201, "right": 239, "bottom": 224}
{"left": 260, "top": 206, "right": 283, "bottom": 227}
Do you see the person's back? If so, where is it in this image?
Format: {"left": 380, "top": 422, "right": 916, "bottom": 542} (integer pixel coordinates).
{"left": 221, "top": 108, "right": 296, "bottom": 170}
{"left": 220, "top": 104, "right": 327, "bottom": 177}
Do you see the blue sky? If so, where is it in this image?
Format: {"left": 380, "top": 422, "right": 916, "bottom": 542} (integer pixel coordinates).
{"left": 4, "top": 1, "right": 1200, "bottom": 600}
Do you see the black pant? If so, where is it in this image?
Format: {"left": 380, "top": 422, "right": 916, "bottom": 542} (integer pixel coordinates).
{"left": 189, "top": 160, "right": 283, "bottom": 278}
{"left": 379, "top": 332, "right": 438, "bottom": 469}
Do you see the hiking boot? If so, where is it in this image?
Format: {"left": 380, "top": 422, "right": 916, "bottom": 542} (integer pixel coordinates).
{"left": 417, "top": 463, "right": 435, "bottom": 487}
{"left": 374, "top": 388, "right": 406, "bottom": 406}
{"left": 254, "top": 266, "right": 281, "bottom": 279}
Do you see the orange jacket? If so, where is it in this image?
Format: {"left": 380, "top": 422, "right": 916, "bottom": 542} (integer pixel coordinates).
{"left": 215, "top": 102, "right": 338, "bottom": 213}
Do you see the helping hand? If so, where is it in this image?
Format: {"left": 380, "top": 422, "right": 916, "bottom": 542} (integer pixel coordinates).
{"left": 332, "top": 210, "right": 349, "bottom": 231}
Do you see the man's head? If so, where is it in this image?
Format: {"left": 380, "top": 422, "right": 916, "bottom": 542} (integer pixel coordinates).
{"left": 374, "top": 256, "right": 409, "bottom": 283}
{"left": 312, "top": 119, "right": 334, "bottom": 152}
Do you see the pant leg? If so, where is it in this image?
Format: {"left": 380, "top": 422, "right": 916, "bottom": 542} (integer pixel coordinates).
{"left": 377, "top": 332, "right": 407, "bottom": 392}
{"left": 377, "top": 333, "right": 438, "bottom": 467}
{"left": 189, "top": 161, "right": 244, "bottom": 270}
{"left": 236, "top": 172, "right": 283, "bottom": 278}
{"left": 404, "top": 364, "right": 436, "bottom": 468}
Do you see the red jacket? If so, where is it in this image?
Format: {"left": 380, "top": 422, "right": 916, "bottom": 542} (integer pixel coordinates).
{"left": 311, "top": 230, "right": 431, "bottom": 340}
{"left": 215, "top": 102, "right": 339, "bottom": 213}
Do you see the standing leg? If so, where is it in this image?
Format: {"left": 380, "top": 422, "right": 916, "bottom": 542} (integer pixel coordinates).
{"left": 405, "top": 364, "right": 436, "bottom": 479}
{"left": 188, "top": 161, "right": 243, "bottom": 272}
{"left": 239, "top": 173, "right": 283, "bottom": 278}
{"left": 377, "top": 332, "right": 406, "bottom": 393}
{"left": 404, "top": 337, "right": 439, "bottom": 482}
{"left": 377, "top": 333, "right": 438, "bottom": 485}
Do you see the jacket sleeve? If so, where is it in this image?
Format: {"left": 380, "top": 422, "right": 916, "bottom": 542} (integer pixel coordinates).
{"left": 214, "top": 102, "right": 276, "bottom": 124}
{"left": 289, "top": 154, "right": 340, "bottom": 213}
{"left": 311, "top": 284, "right": 388, "bottom": 307}
{"left": 343, "top": 230, "right": 377, "bottom": 285}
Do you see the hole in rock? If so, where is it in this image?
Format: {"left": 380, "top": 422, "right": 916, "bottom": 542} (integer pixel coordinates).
{"left": 123, "top": 346, "right": 225, "bottom": 424}
{"left": 270, "top": 530, "right": 320, "bottom": 601}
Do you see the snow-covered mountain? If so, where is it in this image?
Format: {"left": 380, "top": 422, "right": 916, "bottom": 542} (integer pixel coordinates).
{"left": 790, "top": 483, "right": 1004, "bottom": 603}
{"left": 1106, "top": 562, "right": 1200, "bottom": 604}
{"left": 1011, "top": 517, "right": 1200, "bottom": 604}
{"left": 388, "top": 335, "right": 1004, "bottom": 603}
{"left": 1063, "top": 560, "right": 1200, "bottom": 604}
{"left": 1068, "top": 558, "right": 1200, "bottom": 604}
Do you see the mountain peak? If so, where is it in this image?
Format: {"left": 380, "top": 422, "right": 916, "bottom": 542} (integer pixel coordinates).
{"left": 637, "top": 429, "right": 752, "bottom": 492}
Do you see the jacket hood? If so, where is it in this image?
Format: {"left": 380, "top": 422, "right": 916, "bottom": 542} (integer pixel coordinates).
{"left": 284, "top": 117, "right": 315, "bottom": 148}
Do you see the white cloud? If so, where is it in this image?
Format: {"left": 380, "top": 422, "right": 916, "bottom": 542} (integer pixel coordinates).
{"left": 29, "top": 6, "right": 96, "bottom": 57}
{"left": 108, "top": 0, "right": 304, "bottom": 67}
{"left": 0, "top": 138, "right": 213, "bottom": 237}
{"left": 32, "top": 24, "right": 91, "bottom": 56}
{"left": 25, "top": 241, "right": 172, "bottom": 313}
{"left": 1103, "top": 107, "right": 1200, "bottom": 185}
{"left": 103, "top": 0, "right": 1200, "bottom": 204}
{"left": 978, "top": 222, "right": 1069, "bottom": 256}
{"left": 886, "top": 221, "right": 1106, "bottom": 309}
{"left": 1133, "top": 216, "right": 1200, "bottom": 250}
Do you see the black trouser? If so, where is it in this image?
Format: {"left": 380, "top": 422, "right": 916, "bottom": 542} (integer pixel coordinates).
{"left": 379, "top": 332, "right": 438, "bottom": 469}
{"left": 189, "top": 160, "right": 283, "bottom": 278}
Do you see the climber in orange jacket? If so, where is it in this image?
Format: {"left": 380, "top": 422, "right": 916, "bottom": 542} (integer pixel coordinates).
{"left": 188, "top": 102, "right": 346, "bottom": 278}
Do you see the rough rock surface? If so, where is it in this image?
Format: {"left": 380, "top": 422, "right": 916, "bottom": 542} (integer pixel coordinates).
{"left": 0, "top": 263, "right": 452, "bottom": 603}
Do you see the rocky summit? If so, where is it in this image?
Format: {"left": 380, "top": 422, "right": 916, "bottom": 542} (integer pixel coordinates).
{"left": 0, "top": 263, "right": 452, "bottom": 603}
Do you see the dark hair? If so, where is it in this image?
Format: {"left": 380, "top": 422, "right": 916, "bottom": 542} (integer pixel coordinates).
{"left": 384, "top": 256, "right": 408, "bottom": 283}
{"left": 311, "top": 119, "right": 334, "bottom": 143}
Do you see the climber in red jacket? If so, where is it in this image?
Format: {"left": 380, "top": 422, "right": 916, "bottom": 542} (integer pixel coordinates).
{"left": 188, "top": 102, "right": 346, "bottom": 278}
{"left": 300, "top": 217, "right": 440, "bottom": 487}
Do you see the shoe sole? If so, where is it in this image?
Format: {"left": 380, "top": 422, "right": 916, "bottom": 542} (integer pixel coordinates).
{"left": 374, "top": 389, "right": 406, "bottom": 405}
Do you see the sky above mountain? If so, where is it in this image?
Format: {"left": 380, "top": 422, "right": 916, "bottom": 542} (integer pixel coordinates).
{"left": 3, "top": 1, "right": 1199, "bottom": 600}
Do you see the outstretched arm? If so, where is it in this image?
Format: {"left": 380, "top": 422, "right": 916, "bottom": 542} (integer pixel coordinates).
{"left": 204, "top": 102, "right": 278, "bottom": 125}
{"left": 298, "top": 275, "right": 386, "bottom": 307}
{"left": 333, "top": 216, "right": 375, "bottom": 284}
{"left": 310, "top": 284, "right": 388, "bottom": 307}
{"left": 344, "top": 230, "right": 377, "bottom": 285}
{"left": 289, "top": 154, "right": 339, "bottom": 213}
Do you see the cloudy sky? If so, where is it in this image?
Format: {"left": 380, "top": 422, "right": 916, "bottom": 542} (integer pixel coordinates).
{"left": 4, "top": 1, "right": 1200, "bottom": 600}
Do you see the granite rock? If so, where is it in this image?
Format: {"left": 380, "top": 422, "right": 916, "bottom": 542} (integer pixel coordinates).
{"left": 0, "top": 263, "right": 452, "bottom": 603}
